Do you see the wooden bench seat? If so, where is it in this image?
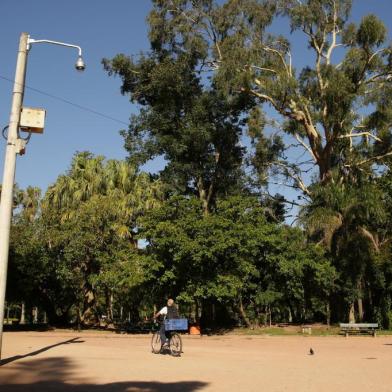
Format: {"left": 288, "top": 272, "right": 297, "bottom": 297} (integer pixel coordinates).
{"left": 339, "top": 323, "right": 378, "bottom": 337}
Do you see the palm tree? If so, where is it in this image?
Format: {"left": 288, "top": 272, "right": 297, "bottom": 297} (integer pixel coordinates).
{"left": 45, "top": 152, "right": 106, "bottom": 213}
{"left": 300, "top": 181, "right": 386, "bottom": 323}
{"left": 20, "top": 186, "right": 41, "bottom": 222}
{"left": 42, "top": 152, "right": 163, "bottom": 324}
{"left": 105, "top": 160, "right": 163, "bottom": 243}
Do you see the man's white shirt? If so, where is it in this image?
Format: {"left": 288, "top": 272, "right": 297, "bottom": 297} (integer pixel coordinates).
{"left": 159, "top": 306, "right": 168, "bottom": 317}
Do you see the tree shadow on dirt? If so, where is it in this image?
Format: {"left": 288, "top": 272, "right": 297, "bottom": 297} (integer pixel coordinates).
{"left": 0, "top": 357, "right": 208, "bottom": 391}
{"left": 0, "top": 380, "right": 208, "bottom": 391}
{"left": 0, "top": 337, "right": 84, "bottom": 366}
{"left": 3, "top": 324, "right": 55, "bottom": 332}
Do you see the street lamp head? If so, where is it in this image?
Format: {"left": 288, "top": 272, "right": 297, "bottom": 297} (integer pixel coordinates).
{"left": 75, "top": 56, "right": 86, "bottom": 72}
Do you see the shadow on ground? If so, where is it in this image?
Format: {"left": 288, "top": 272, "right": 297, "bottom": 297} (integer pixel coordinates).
{"left": 0, "top": 357, "right": 208, "bottom": 391}
{"left": 0, "top": 380, "right": 208, "bottom": 392}
{"left": 3, "top": 323, "right": 54, "bottom": 332}
{"left": 0, "top": 337, "right": 84, "bottom": 366}
{"left": 0, "top": 381, "right": 207, "bottom": 392}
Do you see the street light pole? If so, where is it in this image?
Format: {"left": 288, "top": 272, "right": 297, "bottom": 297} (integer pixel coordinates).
{"left": 0, "top": 32, "right": 85, "bottom": 359}
{"left": 0, "top": 32, "right": 29, "bottom": 359}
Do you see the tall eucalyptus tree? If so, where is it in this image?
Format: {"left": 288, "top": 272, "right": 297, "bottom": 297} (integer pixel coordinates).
{"left": 102, "top": 0, "right": 281, "bottom": 214}
{"left": 132, "top": 0, "right": 392, "bottom": 196}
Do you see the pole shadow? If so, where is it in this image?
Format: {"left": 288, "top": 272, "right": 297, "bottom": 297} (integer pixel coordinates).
{"left": 0, "top": 337, "right": 84, "bottom": 366}
{"left": 0, "top": 380, "right": 208, "bottom": 391}
{"left": 0, "top": 357, "right": 208, "bottom": 391}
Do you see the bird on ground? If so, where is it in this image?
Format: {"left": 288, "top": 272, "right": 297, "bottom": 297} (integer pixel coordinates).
{"left": 309, "top": 348, "right": 314, "bottom": 355}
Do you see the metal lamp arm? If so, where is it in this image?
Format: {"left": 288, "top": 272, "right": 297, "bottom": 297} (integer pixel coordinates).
{"left": 27, "top": 38, "right": 82, "bottom": 56}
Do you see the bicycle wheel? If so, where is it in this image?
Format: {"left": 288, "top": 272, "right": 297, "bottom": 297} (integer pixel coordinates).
{"left": 169, "top": 332, "right": 182, "bottom": 357}
{"left": 151, "top": 331, "right": 162, "bottom": 354}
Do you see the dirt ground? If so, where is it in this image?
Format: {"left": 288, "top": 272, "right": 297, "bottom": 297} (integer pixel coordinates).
{"left": 0, "top": 331, "right": 391, "bottom": 391}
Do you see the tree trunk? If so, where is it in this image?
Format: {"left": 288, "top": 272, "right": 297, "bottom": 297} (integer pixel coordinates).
{"left": 318, "top": 144, "right": 333, "bottom": 184}
{"left": 326, "top": 302, "right": 331, "bottom": 327}
{"left": 80, "top": 256, "right": 98, "bottom": 325}
{"left": 32, "top": 306, "right": 38, "bottom": 324}
{"left": 110, "top": 293, "right": 113, "bottom": 320}
{"left": 288, "top": 307, "right": 293, "bottom": 323}
{"left": 269, "top": 306, "right": 272, "bottom": 328}
{"left": 348, "top": 302, "right": 356, "bottom": 323}
{"left": 368, "top": 285, "right": 374, "bottom": 321}
{"left": 238, "top": 296, "right": 252, "bottom": 328}
{"left": 76, "top": 307, "right": 81, "bottom": 331}
{"left": 196, "top": 300, "right": 201, "bottom": 322}
{"left": 20, "top": 302, "right": 26, "bottom": 324}
{"left": 81, "top": 286, "right": 97, "bottom": 325}
{"left": 105, "top": 288, "right": 114, "bottom": 321}
{"left": 189, "top": 301, "right": 196, "bottom": 323}
{"left": 357, "top": 280, "right": 364, "bottom": 322}
{"left": 357, "top": 298, "right": 364, "bottom": 322}
{"left": 197, "top": 177, "right": 211, "bottom": 216}
{"left": 199, "top": 191, "right": 209, "bottom": 216}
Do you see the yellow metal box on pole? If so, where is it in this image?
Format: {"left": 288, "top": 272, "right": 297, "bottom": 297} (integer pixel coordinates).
{"left": 19, "top": 107, "right": 46, "bottom": 133}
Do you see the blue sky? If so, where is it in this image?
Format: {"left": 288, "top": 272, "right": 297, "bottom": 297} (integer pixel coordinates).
{"left": 0, "top": 0, "right": 391, "bottom": 198}
{"left": 0, "top": 1, "right": 151, "bottom": 192}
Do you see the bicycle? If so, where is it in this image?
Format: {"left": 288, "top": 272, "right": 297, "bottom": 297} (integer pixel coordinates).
{"left": 151, "top": 318, "right": 187, "bottom": 357}
{"left": 151, "top": 328, "right": 182, "bottom": 357}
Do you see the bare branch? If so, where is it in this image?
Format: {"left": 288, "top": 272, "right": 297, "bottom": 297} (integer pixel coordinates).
{"left": 248, "top": 85, "right": 280, "bottom": 109}
{"left": 324, "top": 1, "right": 344, "bottom": 65}
{"left": 260, "top": 191, "right": 305, "bottom": 208}
{"left": 272, "top": 161, "right": 311, "bottom": 196}
{"left": 359, "top": 227, "right": 380, "bottom": 252}
{"left": 338, "top": 132, "right": 382, "bottom": 143}
{"left": 250, "top": 65, "right": 277, "bottom": 74}
{"left": 368, "top": 48, "right": 388, "bottom": 63}
{"left": 345, "top": 150, "right": 392, "bottom": 167}
{"left": 364, "top": 72, "right": 392, "bottom": 85}
{"left": 294, "top": 134, "right": 318, "bottom": 162}
{"left": 296, "top": 159, "right": 317, "bottom": 167}
{"left": 262, "top": 46, "right": 290, "bottom": 77}
{"left": 168, "top": 3, "right": 223, "bottom": 61}
{"left": 287, "top": 49, "right": 293, "bottom": 77}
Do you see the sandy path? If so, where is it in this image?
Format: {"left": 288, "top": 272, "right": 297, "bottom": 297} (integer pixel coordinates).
{"left": 0, "top": 331, "right": 391, "bottom": 391}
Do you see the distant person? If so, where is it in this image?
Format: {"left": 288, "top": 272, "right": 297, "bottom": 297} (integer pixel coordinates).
{"left": 154, "top": 298, "right": 179, "bottom": 346}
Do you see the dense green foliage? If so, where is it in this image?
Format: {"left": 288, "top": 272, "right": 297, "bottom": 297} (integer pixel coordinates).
{"left": 140, "top": 195, "right": 335, "bottom": 327}
{"left": 5, "top": 1, "right": 392, "bottom": 329}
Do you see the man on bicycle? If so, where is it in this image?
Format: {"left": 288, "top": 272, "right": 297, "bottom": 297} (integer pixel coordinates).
{"left": 154, "top": 298, "right": 179, "bottom": 346}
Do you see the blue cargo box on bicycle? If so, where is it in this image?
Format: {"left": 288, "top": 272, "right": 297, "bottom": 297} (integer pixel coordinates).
{"left": 165, "top": 318, "right": 188, "bottom": 331}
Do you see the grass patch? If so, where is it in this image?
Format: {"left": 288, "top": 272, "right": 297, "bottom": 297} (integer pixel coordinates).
{"left": 374, "top": 329, "right": 392, "bottom": 335}
{"left": 231, "top": 327, "right": 297, "bottom": 336}
{"left": 227, "top": 324, "right": 392, "bottom": 336}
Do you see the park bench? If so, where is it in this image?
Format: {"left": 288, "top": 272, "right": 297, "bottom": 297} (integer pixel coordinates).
{"left": 301, "top": 325, "right": 312, "bottom": 335}
{"left": 339, "top": 323, "right": 378, "bottom": 337}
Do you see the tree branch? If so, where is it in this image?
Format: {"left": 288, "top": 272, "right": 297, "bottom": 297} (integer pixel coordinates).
{"left": 262, "top": 46, "right": 290, "bottom": 77}
{"left": 345, "top": 150, "right": 392, "bottom": 167}
{"left": 250, "top": 65, "right": 277, "bottom": 74}
{"left": 294, "top": 134, "right": 318, "bottom": 162}
{"left": 272, "top": 161, "right": 311, "bottom": 196}
{"left": 338, "top": 132, "right": 382, "bottom": 143}
{"left": 359, "top": 227, "right": 379, "bottom": 252}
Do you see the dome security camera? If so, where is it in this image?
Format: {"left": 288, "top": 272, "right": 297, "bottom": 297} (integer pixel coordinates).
{"left": 75, "top": 56, "right": 86, "bottom": 71}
